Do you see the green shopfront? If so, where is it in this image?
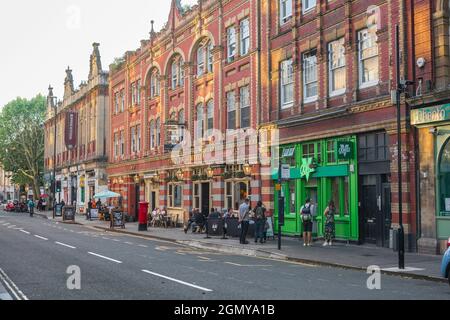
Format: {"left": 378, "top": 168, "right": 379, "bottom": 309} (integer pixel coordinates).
{"left": 273, "top": 136, "right": 359, "bottom": 241}
{"left": 412, "top": 103, "right": 450, "bottom": 254}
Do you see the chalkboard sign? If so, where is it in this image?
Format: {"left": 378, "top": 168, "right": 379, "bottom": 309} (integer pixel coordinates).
{"left": 111, "top": 210, "right": 125, "bottom": 229}
{"left": 63, "top": 206, "right": 76, "bottom": 222}
{"left": 90, "top": 209, "right": 99, "bottom": 219}
{"left": 55, "top": 204, "right": 63, "bottom": 217}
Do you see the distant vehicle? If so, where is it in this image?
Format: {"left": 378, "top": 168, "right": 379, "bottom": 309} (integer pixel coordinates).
{"left": 441, "top": 237, "right": 450, "bottom": 286}
{"left": 5, "top": 200, "right": 15, "bottom": 212}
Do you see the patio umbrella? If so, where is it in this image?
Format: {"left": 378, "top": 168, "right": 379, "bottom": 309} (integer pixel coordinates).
{"left": 93, "top": 190, "right": 121, "bottom": 199}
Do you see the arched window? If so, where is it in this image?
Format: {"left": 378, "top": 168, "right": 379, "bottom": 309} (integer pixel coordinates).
{"left": 196, "top": 104, "right": 204, "bottom": 139}
{"left": 156, "top": 118, "right": 161, "bottom": 147}
{"left": 178, "top": 109, "right": 185, "bottom": 142}
{"left": 197, "top": 40, "right": 213, "bottom": 76}
{"left": 150, "top": 70, "right": 160, "bottom": 98}
{"left": 439, "top": 138, "right": 450, "bottom": 214}
{"left": 149, "top": 120, "right": 155, "bottom": 149}
{"left": 171, "top": 56, "right": 184, "bottom": 89}
{"left": 207, "top": 100, "right": 214, "bottom": 131}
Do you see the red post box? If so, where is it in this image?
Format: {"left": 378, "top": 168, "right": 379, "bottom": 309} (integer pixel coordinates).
{"left": 138, "top": 202, "right": 149, "bottom": 231}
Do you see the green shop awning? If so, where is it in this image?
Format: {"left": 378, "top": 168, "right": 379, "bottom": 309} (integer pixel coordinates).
{"left": 272, "top": 164, "right": 349, "bottom": 180}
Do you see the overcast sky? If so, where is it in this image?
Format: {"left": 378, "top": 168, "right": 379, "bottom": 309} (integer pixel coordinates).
{"left": 0, "top": 0, "right": 198, "bottom": 108}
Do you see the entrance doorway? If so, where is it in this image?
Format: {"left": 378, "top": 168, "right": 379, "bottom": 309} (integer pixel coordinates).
{"left": 201, "top": 183, "right": 210, "bottom": 215}
{"left": 151, "top": 192, "right": 156, "bottom": 211}
{"left": 134, "top": 185, "right": 140, "bottom": 220}
{"left": 360, "top": 175, "right": 391, "bottom": 247}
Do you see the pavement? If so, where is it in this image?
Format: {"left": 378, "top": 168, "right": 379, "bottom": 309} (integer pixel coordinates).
{"left": 32, "top": 210, "right": 447, "bottom": 283}
{"left": 1, "top": 210, "right": 449, "bottom": 300}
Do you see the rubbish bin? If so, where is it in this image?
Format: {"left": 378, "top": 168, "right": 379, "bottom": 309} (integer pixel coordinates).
{"left": 138, "top": 202, "right": 149, "bottom": 231}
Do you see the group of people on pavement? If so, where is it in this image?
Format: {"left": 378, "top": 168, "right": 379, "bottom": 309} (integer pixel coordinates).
{"left": 238, "top": 198, "right": 274, "bottom": 245}
{"left": 300, "top": 198, "right": 336, "bottom": 247}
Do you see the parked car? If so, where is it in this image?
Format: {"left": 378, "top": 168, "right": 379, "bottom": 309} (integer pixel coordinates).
{"left": 441, "top": 237, "right": 450, "bottom": 286}
{"left": 5, "top": 200, "right": 15, "bottom": 212}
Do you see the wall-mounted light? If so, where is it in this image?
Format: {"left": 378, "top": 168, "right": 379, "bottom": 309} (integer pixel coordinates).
{"left": 134, "top": 175, "right": 141, "bottom": 184}
{"left": 206, "top": 167, "right": 214, "bottom": 179}
{"left": 176, "top": 170, "right": 184, "bottom": 181}
{"left": 243, "top": 163, "right": 252, "bottom": 176}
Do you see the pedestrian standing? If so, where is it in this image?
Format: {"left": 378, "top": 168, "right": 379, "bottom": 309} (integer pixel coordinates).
{"left": 301, "top": 198, "right": 313, "bottom": 247}
{"left": 87, "top": 198, "right": 93, "bottom": 221}
{"left": 254, "top": 201, "right": 265, "bottom": 244}
{"left": 323, "top": 200, "right": 336, "bottom": 246}
{"left": 28, "top": 198, "right": 35, "bottom": 217}
{"left": 239, "top": 198, "right": 251, "bottom": 244}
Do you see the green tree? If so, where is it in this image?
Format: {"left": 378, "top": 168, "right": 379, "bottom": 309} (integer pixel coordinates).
{"left": 0, "top": 95, "right": 46, "bottom": 198}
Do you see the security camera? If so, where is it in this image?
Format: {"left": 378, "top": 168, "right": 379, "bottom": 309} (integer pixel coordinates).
{"left": 429, "top": 127, "right": 438, "bottom": 135}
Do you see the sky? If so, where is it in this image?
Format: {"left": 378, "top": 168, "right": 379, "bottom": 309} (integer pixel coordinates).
{"left": 0, "top": 0, "right": 198, "bottom": 108}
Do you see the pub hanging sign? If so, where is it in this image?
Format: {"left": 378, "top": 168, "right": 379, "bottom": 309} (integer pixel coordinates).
{"left": 65, "top": 111, "right": 78, "bottom": 150}
{"left": 337, "top": 141, "right": 353, "bottom": 160}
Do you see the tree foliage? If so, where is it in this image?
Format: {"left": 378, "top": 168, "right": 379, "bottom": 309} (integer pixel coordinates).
{"left": 0, "top": 95, "right": 46, "bottom": 198}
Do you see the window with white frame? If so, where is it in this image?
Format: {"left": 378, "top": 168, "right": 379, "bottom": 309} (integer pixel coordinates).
{"left": 280, "top": 59, "right": 294, "bottom": 108}
{"left": 240, "top": 18, "right": 250, "bottom": 56}
{"left": 131, "top": 83, "right": 136, "bottom": 106}
{"left": 114, "top": 132, "right": 119, "bottom": 159}
{"left": 197, "top": 45, "right": 205, "bottom": 76}
{"left": 240, "top": 86, "right": 250, "bottom": 128}
{"left": 303, "top": 50, "right": 318, "bottom": 102}
{"left": 131, "top": 126, "right": 136, "bottom": 153}
{"left": 178, "top": 110, "right": 185, "bottom": 142}
{"left": 120, "top": 90, "right": 125, "bottom": 112}
{"left": 150, "top": 70, "right": 160, "bottom": 98}
{"left": 280, "top": 0, "right": 292, "bottom": 25}
{"left": 168, "top": 183, "right": 183, "bottom": 208}
{"left": 302, "top": 0, "right": 316, "bottom": 13}
{"left": 358, "top": 28, "right": 379, "bottom": 87}
{"left": 207, "top": 100, "right": 214, "bottom": 132}
{"left": 136, "top": 80, "right": 141, "bottom": 105}
{"left": 196, "top": 104, "right": 204, "bottom": 139}
{"left": 150, "top": 120, "right": 155, "bottom": 149}
{"left": 227, "top": 91, "right": 236, "bottom": 130}
{"left": 207, "top": 42, "right": 214, "bottom": 73}
{"left": 329, "top": 38, "right": 346, "bottom": 95}
{"left": 137, "top": 125, "right": 141, "bottom": 152}
{"left": 120, "top": 130, "right": 125, "bottom": 156}
{"left": 114, "top": 93, "right": 119, "bottom": 114}
{"left": 156, "top": 118, "right": 161, "bottom": 147}
{"left": 227, "top": 26, "right": 236, "bottom": 62}
{"left": 171, "top": 57, "right": 184, "bottom": 89}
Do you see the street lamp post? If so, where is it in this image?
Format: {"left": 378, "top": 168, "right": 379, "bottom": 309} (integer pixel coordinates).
{"left": 49, "top": 87, "right": 58, "bottom": 220}
{"left": 395, "top": 25, "right": 414, "bottom": 270}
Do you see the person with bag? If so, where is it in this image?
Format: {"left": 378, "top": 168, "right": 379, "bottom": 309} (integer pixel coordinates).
{"left": 254, "top": 201, "right": 266, "bottom": 244}
{"left": 301, "top": 198, "right": 313, "bottom": 247}
{"left": 323, "top": 200, "right": 336, "bottom": 246}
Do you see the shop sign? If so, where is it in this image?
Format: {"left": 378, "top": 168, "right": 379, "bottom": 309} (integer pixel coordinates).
{"left": 300, "top": 157, "right": 316, "bottom": 182}
{"left": 337, "top": 141, "right": 353, "bottom": 160}
{"left": 79, "top": 176, "right": 85, "bottom": 188}
{"left": 282, "top": 147, "right": 295, "bottom": 158}
{"left": 411, "top": 104, "right": 450, "bottom": 126}
{"left": 281, "top": 164, "right": 291, "bottom": 180}
{"left": 64, "top": 111, "right": 78, "bottom": 150}
{"left": 445, "top": 198, "right": 450, "bottom": 212}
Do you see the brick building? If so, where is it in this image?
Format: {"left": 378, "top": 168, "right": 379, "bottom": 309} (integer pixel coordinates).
{"left": 264, "top": 0, "right": 418, "bottom": 249}
{"left": 407, "top": 0, "right": 450, "bottom": 254}
{"left": 107, "top": 0, "right": 268, "bottom": 222}
{"left": 45, "top": 43, "right": 110, "bottom": 213}
{"left": 107, "top": 0, "right": 420, "bottom": 251}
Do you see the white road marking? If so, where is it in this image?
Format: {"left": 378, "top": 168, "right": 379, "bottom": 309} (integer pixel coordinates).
{"left": 142, "top": 270, "right": 213, "bottom": 292}
{"left": 19, "top": 230, "right": 30, "bottom": 235}
{"left": 112, "top": 239, "right": 120, "bottom": 242}
{"left": 138, "top": 244, "right": 148, "bottom": 248}
{"left": 102, "top": 237, "right": 111, "bottom": 240}
{"left": 55, "top": 242, "right": 76, "bottom": 249}
{"left": 125, "top": 242, "right": 134, "bottom": 245}
{"left": 88, "top": 252, "right": 122, "bottom": 264}
{"left": 7, "top": 225, "right": 16, "bottom": 229}
{"left": 224, "top": 262, "right": 272, "bottom": 267}
{"left": 0, "top": 268, "right": 28, "bottom": 301}
{"left": 34, "top": 235, "right": 49, "bottom": 241}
